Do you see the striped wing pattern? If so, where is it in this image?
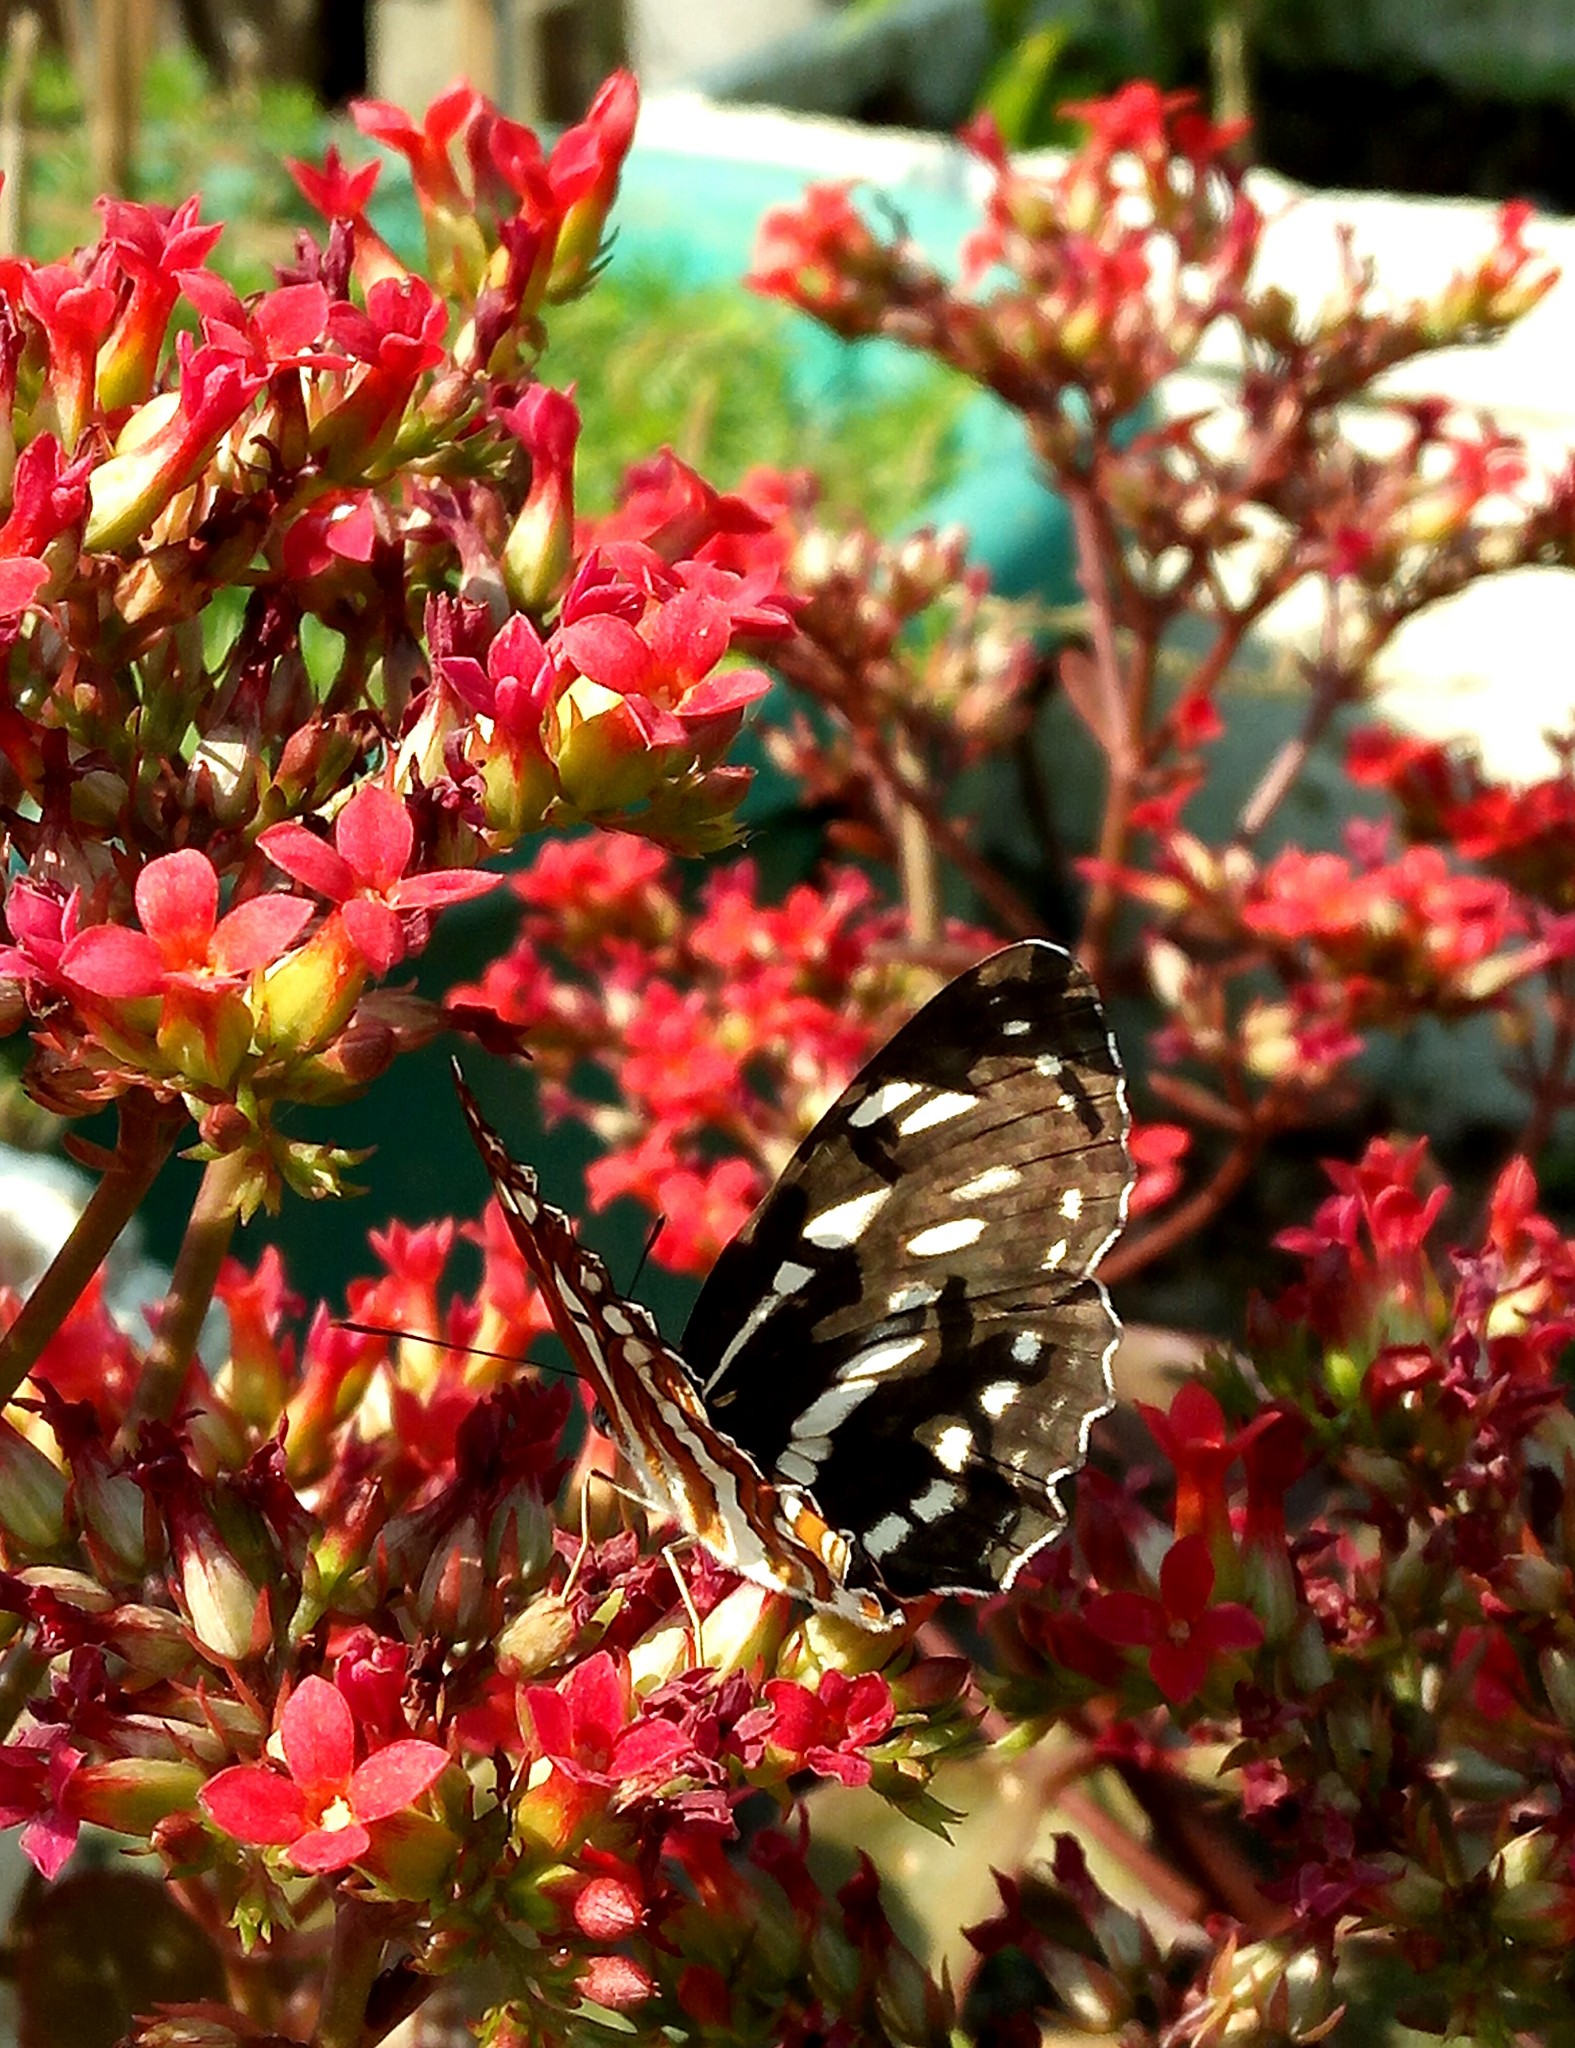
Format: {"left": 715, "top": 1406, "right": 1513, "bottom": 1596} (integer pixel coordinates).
{"left": 459, "top": 939, "right": 1130, "bottom": 1623}
{"left": 682, "top": 940, "right": 1129, "bottom": 1599}
{"left": 453, "top": 1068, "right": 888, "bottom": 1627}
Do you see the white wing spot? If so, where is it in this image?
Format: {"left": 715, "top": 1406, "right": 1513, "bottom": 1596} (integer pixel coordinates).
{"left": 981, "top": 1379, "right": 1020, "bottom": 1417}
{"left": 896, "top": 1090, "right": 978, "bottom": 1136}
{"left": 1003, "top": 1018, "right": 1031, "bottom": 1037}
{"left": 602, "top": 1304, "right": 632, "bottom": 1335}
{"left": 1035, "top": 1053, "right": 1063, "bottom": 1078}
{"left": 581, "top": 1270, "right": 603, "bottom": 1294}
{"left": 907, "top": 1216, "right": 986, "bottom": 1258}
{"left": 1041, "top": 1238, "right": 1068, "bottom": 1270}
{"left": 804, "top": 1186, "right": 892, "bottom": 1248}
{"left": 1012, "top": 1331, "right": 1041, "bottom": 1366}
{"left": 772, "top": 1260, "right": 815, "bottom": 1294}
{"left": 622, "top": 1339, "right": 651, "bottom": 1366}
{"left": 911, "top": 1477, "right": 961, "bottom": 1522}
{"left": 847, "top": 1080, "right": 923, "bottom": 1129}
{"left": 931, "top": 1422, "right": 974, "bottom": 1473}
{"left": 838, "top": 1334, "right": 928, "bottom": 1382}
{"left": 777, "top": 1449, "right": 821, "bottom": 1488}
{"left": 1060, "top": 1186, "right": 1084, "bottom": 1222}
{"left": 888, "top": 1282, "right": 940, "bottom": 1314}
{"left": 864, "top": 1512, "right": 910, "bottom": 1559}
{"left": 790, "top": 1379, "right": 881, "bottom": 1437}
{"left": 953, "top": 1164, "right": 1021, "bottom": 1202}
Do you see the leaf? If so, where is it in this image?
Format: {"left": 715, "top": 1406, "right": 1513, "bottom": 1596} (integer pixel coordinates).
{"left": 979, "top": 22, "right": 1073, "bottom": 148}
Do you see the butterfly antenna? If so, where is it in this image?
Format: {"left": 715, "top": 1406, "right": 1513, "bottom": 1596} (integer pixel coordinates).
{"left": 561, "top": 1477, "right": 595, "bottom": 1604}
{"left": 332, "top": 1319, "right": 587, "bottom": 1386}
{"left": 628, "top": 1212, "right": 666, "bottom": 1292}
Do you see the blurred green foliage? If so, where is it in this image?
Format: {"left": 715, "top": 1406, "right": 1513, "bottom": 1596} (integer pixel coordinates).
{"left": 548, "top": 265, "right": 969, "bottom": 526}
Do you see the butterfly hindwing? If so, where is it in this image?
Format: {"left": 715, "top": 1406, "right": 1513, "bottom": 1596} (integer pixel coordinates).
{"left": 680, "top": 940, "right": 1129, "bottom": 1598}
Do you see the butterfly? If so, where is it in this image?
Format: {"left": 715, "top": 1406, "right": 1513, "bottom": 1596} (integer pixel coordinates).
{"left": 454, "top": 939, "right": 1130, "bottom": 1629}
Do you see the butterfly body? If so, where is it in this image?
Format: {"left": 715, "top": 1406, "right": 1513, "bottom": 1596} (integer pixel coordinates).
{"left": 457, "top": 938, "right": 1130, "bottom": 1627}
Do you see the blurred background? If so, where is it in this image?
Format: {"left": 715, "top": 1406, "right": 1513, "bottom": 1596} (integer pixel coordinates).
{"left": 3, "top": 0, "right": 1575, "bottom": 233}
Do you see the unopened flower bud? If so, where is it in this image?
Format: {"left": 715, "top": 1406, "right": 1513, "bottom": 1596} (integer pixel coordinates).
{"left": 496, "top": 1592, "right": 578, "bottom": 1679}
{"left": 573, "top": 1873, "right": 644, "bottom": 1941}
{"left": 578, "top": 1954, "right": 654, "bottom": 2014}
{"left": 0, "top": 1417, "right": 69, "bottom": 1553}
{"left": 415, "top": 1512, "right": 489, "bottom": 1641}
{"left": 64, "top": 1756, "right": 204, "bottom": 1838}
{"left": 630, "top": 1582, "right": 790, "bottom": 1690}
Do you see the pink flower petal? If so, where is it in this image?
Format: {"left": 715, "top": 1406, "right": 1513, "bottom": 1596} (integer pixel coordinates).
{"left": 209, "top": 893, "right": 314, "bottom": 973}
{"left": 258, "top": 821, "right": 357, "bottom": 902}
{"left": 386, "top": 869, "right": 501, "bottom": 913}
{"left": 1198, "top": 1604, "right": 1266, "bottom": 1656}
{"left": 556, "top": 613, "right": 655, "bottom": 693}
{"left": 676, "top": 667, "right": 772, "bottom": 722}
{"left": 563, "top": 1650, "right": 627, "bottom": 1750}
{"left": 347, "top": 1738, "right": 449, "bottom": 1822}
{"left": 279, "top": 1674, "right": 356, "bottom": 1794}
{"left": 59, "top": 924, "right": 167, "bottom": 998}
{"left": 1149, "top": 1638, "right": 1211, "bottom": 1705}
{"left": 1158, "top": 1535, "right": 1216, "bottom": 1623}
{"left": 340, "top": 894, "right": 404, "bottom": 972}
{"left": 1084, "top": 1590, "right": 1164, "bottom": 1650}
{"left": 20, "top": 1809, "right": 79, "bottom": 1880}
{"left": 134, "top": 848, "right": 218, "bottom": 963}
{"left": 253, "top": 281, "right": 331, "bottom": 356}
{"left": 646, "top": 589, "right": 729, "bottom": 683}
{"left": 610, "top": 1718, "right": 690, "bottom": 1779}
{"left": 0, "top": 557, "right": 48, "bottom": 615}
{"left": 288, "top": 1819, "right": 371, "bottom": 1872}
{"left": 201, "top": 1763, "right": 309, "bottom": 1845}
{"left": 520, "top": 1686, "right": 574, "bottom": 1762}
{"left": 334, "top": 784, "right": 413, "bottom": 892}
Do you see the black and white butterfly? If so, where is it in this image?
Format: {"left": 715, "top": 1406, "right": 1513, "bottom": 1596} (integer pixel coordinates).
{"left": 455, "top": 939, "right": 1130, "bottom": 1628}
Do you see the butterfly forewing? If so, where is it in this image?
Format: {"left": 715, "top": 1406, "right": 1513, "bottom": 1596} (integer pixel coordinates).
{"left": 680, "top": 940, "right": 1129, "bottom": 1599}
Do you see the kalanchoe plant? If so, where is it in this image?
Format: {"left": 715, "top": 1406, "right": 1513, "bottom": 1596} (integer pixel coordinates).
{"left": 3, "top": 64, "right": 1575, "bottom": 2048}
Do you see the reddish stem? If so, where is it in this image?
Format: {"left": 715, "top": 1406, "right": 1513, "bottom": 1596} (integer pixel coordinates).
{"left": 1103, "top": 1127, "right": 1265, "bottom": 1286}
{"left": 0, "top": 1090, "right": 180, "bottom": 1409}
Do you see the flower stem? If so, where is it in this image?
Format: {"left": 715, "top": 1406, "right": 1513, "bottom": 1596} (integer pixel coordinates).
{"left": 129, "top": 1147, "right": 249, "bottom": 1429}
{"left": 314, "top": 1896, "right": 387, "bottom": 2048}
{"left": 0, "top": 1091, "right": 180, "bottom": 1410}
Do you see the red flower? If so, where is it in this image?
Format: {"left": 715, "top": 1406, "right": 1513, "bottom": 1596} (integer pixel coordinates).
{"left": 58, "top": 849, "right": 313, "bottom": 1001}
{"left": 1137, "top": 1382, "right": 1276, "bottom": 1551}
{"left": 1085, "top": 1534, "right": 1264, "bottom": 1703}
{"left": 259, "top": 783, "right": 500, "bottom": 973}
{"left": 519, "top": 1649, "right": 692, "bottom": 1790}
{"left": 201, "top": 1674, "right": 448, "bottom": 1874}
{"left": 1128, "top": 1120, "right": 1190, "bottom": 1216}
{"left": 750, "top": 1669, "right": 896, "bottom": 1787}
{"left": 0, "top": 1728, "right": 82, "bottom": 1879}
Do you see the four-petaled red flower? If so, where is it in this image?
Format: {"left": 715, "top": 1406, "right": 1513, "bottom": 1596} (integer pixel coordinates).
{"left": 59, "top": 849, "right": 313, "bottom": 1000}
{"left": 749, "top": 1669, "right": 896, "bottom": 1787}
{"left": 200, "top": 1673, "right": 448, "bottom": 1873}
{"left": 259, "top": 783, "right": 500, "bottom": 973}
{"left": 1085, "top": 1534, "right": 1264, "bottom": 1704}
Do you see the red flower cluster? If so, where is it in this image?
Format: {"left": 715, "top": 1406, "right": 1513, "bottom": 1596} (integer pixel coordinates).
{"left": 450, "top": 835, "right": 997, "bottom": 1272}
